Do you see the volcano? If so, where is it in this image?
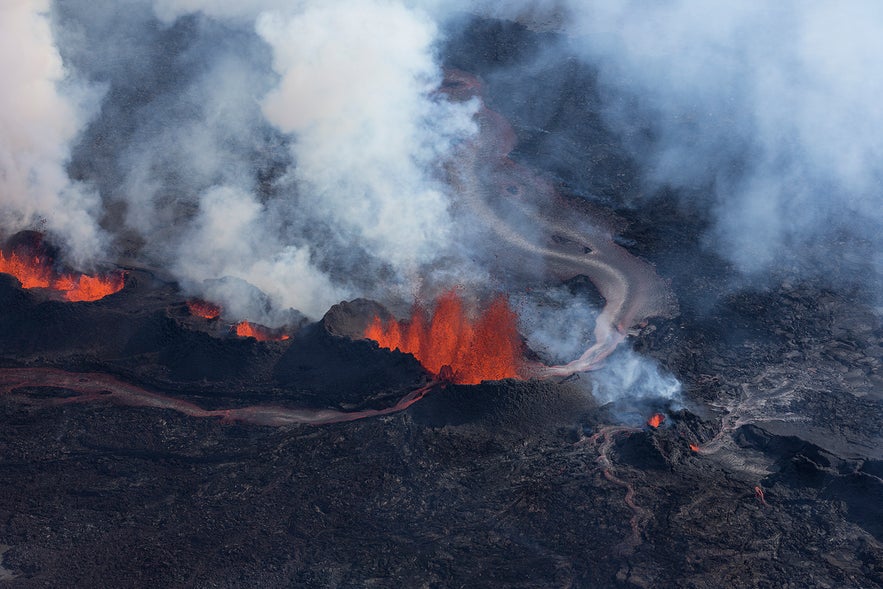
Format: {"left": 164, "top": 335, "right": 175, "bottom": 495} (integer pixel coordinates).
{"left": 0, "top": 7, "right": 881, "bottom": 589}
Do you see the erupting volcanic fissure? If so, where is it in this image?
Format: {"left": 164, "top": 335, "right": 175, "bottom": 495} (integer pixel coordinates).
{"left": 234, "top": 321, "right": 290, "bottom": 342}
{"left": 647, "top": 413, "right": 665, "bottom": 428}
{"left": 0, "top": 250, "right": 125, "bottom": 302}
{"left": 364, "top": 290, "right": 522, "bottom": 385}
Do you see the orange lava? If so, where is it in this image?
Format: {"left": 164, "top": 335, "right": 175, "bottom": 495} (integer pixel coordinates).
{"left": 234, "top": 321, "right": 290, "bottom": 342}
{"left": 647, "top": 413, "right": 665, "bottom": 428}
{"left": 689, "top": 443, "right": 699, "bottom": 452}
{"left": 0, "top": 251, "right": 125, "bottom": 302}
{"left": 364, "top": 290, "right": 522, "bottom": 384}
{"left": 187, "top": 299, "right": 221, "bottom": 319}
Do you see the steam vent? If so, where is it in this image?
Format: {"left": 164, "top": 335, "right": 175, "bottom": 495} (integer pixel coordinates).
{"left": 1, "top": 4, "right": 882, "bottom": 588}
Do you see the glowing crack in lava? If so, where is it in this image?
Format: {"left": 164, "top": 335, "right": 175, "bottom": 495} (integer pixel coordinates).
{"left": 234, "top": 321, "right": 290, "bottom": 342}
{"left": 187, "top": 299, "right": 221, "bottom": 319}
{"left": 364, "top": 290, "right": 522, "bottom": 384}
{"left": 0, "top": 251, "right": 125, "bottom": 302}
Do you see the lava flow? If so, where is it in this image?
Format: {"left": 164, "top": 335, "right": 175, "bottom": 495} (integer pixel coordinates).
{"left": 0, "top": 367, "right": 439, "bottom": 427}
{"left": 187, "top": 299, "right": 221, "bottom": 319}
{"left": 234, "top": 321, "right": 290, "bottom": 342}
{"left": 0, "top": 251, "right": 125, "bottom": 302}
{"left": 647, "top": 413, "right": 665, "bottom": 428}
{"left": 364, "top": 290, "right": 522, "bottom": 385}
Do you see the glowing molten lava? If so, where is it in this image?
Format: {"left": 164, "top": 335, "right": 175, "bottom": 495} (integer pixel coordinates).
{"left": 234, "top": 321, "right": 290, "bottom": 342}
{"left": 187, "top": 299, "right": 221, "bottom": 319}
{"left": 364, "top": 290, "right": 522, "bottom": 385}
{"left": 0, "top": 251, "right": 125, "bottom": 302}
{"left": 689, "top": 444, "right": 699, "bottom": 452}
{"left": 647, "top": 413, "right": 665, "bottom": 428}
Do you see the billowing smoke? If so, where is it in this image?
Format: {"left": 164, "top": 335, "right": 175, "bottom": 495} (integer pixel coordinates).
{"left": 0, "top": 0, "right": 104, "bottom": 263}
{"left": 44, "top": 0, "right": 479, "bottom": 323}
{"left": 255, "top": 2, "right": 476, "bottom": 275}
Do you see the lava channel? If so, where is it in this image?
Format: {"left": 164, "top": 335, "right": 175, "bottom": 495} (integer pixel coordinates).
{"left": 0, "top": 367, "right": 439, "bottom": 427}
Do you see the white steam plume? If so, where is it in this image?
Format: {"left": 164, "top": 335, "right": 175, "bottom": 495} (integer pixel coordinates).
{"left": 17, "top": 0, "right": 881, "bottom": 317}
{"left": 41, "top": 0, "right": 479, "bottom": 321}
{"left": 513, "top": 286, "right": 597, "bottom": 365}
{"left": 0, "top": 0, "right": 103, "bottom": 262}
{"left": 154, "top": 0, "right": 478, "bottom": 319}
{"left": 590, "top": 346, "right": 681, "bottom": 405}
{"left": 515, "top": 286, "right": 680, "bottom": 403}
{"left": 152, "top": 0, "right": 298, "bottom": 23}
{"left": 256, "top": 1, "right": 477, "bottom": 273}
{"left": 173, "top": 186, "right": 346, "bottom": 321}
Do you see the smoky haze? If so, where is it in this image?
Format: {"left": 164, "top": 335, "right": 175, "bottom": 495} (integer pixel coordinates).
{"left": 559, "top": 1, "right": 883, "bottom": 293}
{"left": 1, "top": 1, "right": 879, "bottom": 398}
{"left": 437, "top": 1, "right": 883, "bottom": 299}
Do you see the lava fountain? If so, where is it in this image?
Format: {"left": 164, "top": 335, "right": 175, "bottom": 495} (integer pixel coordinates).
{"left": 0, "top": 250, "right": 125, "bottom": 302}
{"left": 364, "top": 290, "right": 522, "bottom": 385}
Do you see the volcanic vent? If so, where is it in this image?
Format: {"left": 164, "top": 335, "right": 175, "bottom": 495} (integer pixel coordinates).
{"left": 364, "top": 290, "right": 523, "bottom": 384}
{"left": 0, "top": 232, "right": 124, "bottom": 302}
